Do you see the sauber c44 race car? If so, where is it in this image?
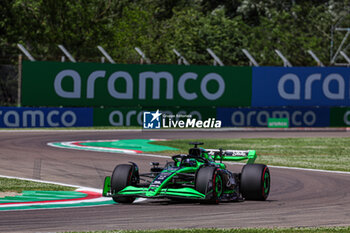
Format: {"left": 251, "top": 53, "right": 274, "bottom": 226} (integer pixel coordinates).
{"left": 102, "top": 142, "right": 270, "bottom": 204}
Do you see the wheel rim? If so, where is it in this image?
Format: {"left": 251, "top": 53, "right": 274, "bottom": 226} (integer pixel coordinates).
{"left": 214, "top": 172, "right": 223, "bottom": 197}
{"left": 263, "top": 170, "right": 270, "bottom": 196}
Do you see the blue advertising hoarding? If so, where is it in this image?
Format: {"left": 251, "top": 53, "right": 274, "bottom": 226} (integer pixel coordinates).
{"left": 252, "top": 67, "right": 350, "bottom": 106}
{"left": 217, "top": 107, "right": 330, "bottom": 127}
{"left": 0, "top": 107, "right": 93, "bottom": 128}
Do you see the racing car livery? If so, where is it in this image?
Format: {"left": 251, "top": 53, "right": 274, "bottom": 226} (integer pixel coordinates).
{"left": 102, "top": 142, "right": 270, "bottom": 204}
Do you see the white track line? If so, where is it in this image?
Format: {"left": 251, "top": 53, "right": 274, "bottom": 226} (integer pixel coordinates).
{"left": 0, "top": 174, "right": 81, "bottom": 188}
{"left": 0, "top": 174, "right": 148, "bottom": 209}
{"left": 263, "top": 164, "right": 350, "bottom": 175}
{"left": 0, "top": 175, "right": 112, "bottom": 208}
{"left": 48, "top": 140, "right": 350, "bottom": 176}
{"left": 141, "top": 155, "right": 350, "bottom": 175}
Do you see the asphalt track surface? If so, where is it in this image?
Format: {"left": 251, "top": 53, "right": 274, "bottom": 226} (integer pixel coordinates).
{"left": 1, "top": 129, "right": 350, "bottom": 232}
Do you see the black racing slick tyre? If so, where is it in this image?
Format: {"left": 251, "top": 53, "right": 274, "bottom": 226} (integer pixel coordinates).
{"left": 195, "top": 166, "right": 223, "bottom": 204}
{"left": 111, "top": 164, "right": 137, "bottom": 203}
{"left": 240, "top": 164, "right": 270, "bottom": 201}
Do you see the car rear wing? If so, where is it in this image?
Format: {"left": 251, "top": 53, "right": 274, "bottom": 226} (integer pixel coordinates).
{"left": 205, "top": 149, "right": 257, "bottom": 164}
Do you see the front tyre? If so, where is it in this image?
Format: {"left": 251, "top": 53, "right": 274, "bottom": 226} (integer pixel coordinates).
{"left": 111, "top": 164, "right": 137, "bottom": 203}
{"left": 240, "top": 164, "right": 270, "bottom": 201}
{"left": 195, "top": 166, "right": 223, "bottom": 204}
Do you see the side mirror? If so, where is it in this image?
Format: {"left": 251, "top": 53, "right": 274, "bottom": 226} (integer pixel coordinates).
{"left": 150, "top": 162, "right": 159, "bottom": 167}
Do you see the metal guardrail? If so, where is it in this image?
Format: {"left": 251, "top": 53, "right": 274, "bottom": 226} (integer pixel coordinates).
{"left": 14, "top": 43, "right": 345, "bottom": 67}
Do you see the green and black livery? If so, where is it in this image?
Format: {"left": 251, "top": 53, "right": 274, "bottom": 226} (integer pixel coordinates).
{"left": 103, "top": 142, "right": 270, "bottom": 204}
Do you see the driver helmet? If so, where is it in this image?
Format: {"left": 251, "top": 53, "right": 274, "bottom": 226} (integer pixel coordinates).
{"left": 183, "top": 158, "right": 197, "bottom": 167}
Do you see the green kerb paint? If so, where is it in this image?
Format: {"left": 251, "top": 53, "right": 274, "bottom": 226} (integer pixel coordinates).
{"left": 79, "top": 139, "right": 178, "bottom": 152}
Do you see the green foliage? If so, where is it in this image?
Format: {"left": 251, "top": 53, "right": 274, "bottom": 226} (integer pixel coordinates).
{"left": 1, "top": 0, "right": 349, "bottom": 65}
{"left": 0, "top": 65, "right": 17, "bottom": 106}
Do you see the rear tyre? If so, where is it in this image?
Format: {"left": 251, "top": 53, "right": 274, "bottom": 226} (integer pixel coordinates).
{"left": 240, "top": 164, "right": 270, "bottom": 201}
{"left": 111, "top": 164, "right": 137, "bottom": 203}
{"left": 195, "top": 166, "right": 223, "bottom": 204}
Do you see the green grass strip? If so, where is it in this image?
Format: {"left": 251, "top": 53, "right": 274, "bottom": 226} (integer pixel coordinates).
{"left": 150, "top": 137, "right": 350, "bottom": 172}
{"left": 0, "top": 177, "right": 75, "bottom": 193}
{"left": 68, "top": 226, "right": 350, "bottom": 233}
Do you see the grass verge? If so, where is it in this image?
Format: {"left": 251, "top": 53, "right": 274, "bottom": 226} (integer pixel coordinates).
{"left": 150, "top": 137, "right": 350, "bottom": 172}
{"left": 69, "top": 227, "right": 350, "bottom": 233}
{"left": 0, "top": 177, "right": 76, "bottom": 193}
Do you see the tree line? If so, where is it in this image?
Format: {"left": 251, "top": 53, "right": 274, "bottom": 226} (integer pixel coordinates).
{"left": 1, "top": 0, "right": 350, "bottom": 66}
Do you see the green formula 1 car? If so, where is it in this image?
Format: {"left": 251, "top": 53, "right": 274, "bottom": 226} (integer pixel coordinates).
{"left": 102, "top": 142, "right": 270, "bottom": 204}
